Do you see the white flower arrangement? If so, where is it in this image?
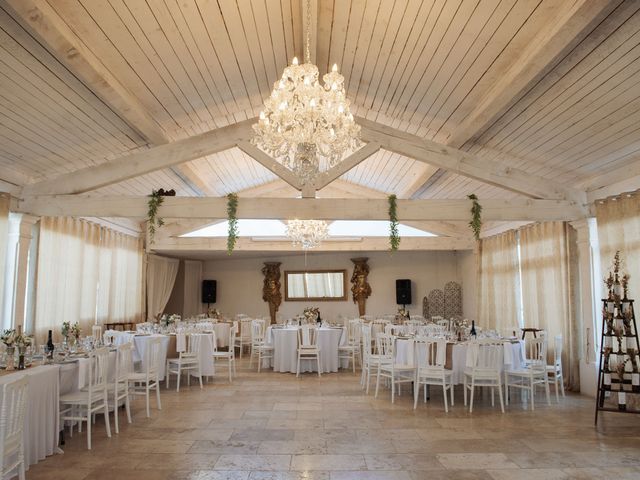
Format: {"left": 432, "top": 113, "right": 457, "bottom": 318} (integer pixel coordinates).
{"left": 1, "top": 329, "right": 16, "bottom": 347}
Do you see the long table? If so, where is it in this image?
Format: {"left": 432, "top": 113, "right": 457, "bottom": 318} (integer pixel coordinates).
{"left": 0, "top": 365, "right": 60, "bottom": 474}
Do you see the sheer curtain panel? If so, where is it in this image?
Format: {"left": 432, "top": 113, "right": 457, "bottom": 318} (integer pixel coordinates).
{"left": 596, "top": 193, "right": 640, "bottom": 301}
{"left": 35, "top": 217, "right": 101, "bottom": 343}
{"left": 477, "top": 230, "right": 519, "bottom": 334}
{"left": 146, "top": 255, "right": 179, "bottom": 321}
{"left": 519, "top": 222, "right": 580, "bottom": 391}
{"left": 183, "top": 260, "right": 203, "bottom": 318}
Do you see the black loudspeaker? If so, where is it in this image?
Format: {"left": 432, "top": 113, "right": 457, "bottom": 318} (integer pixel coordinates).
{"left": 202, "top": 280, "right": 217, "bottom": 304}
{"left": 396, "top": 279, "right": 412, "bottom": 305}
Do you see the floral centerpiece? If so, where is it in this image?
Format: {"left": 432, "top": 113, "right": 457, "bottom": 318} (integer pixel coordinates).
{"left": 14, "top": 333, "right": 32, "bottom": 370}
{"left": 161, "top": 314, "right": 180, "bottom": 327}
{"left": 395, "top": 307, "right": 409, "bottom": 323}
{"left": 61, "top": 321, "right": 81, "bottom": 347}
{"left": 452, "top": 317, "right": 469, "bottom": 340}
{"left": 207, "top": 308, "right": 221, "bottom": 319}
{"left": 303, "top": 307, "right": 320, "bottom": 323}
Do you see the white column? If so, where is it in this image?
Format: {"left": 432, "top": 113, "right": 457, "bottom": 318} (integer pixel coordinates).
{"left": 571, "top": 218, "right": 599, "bottom": 397}
{"left": 12, "top": 215, "right": 38, "bottom": 331}
{"left": 0, "top": 194, "right": 10, "bottom": 325}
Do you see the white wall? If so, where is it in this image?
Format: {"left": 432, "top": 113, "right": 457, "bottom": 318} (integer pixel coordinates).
{"left": 201, "top": 250, "right": 477, "bottom": 321}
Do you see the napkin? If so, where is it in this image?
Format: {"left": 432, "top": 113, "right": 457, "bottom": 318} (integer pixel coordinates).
{"left": 176, "top": 332, "right": 186, "bottom": 353}
{"left": 435, "top": 338, "right": 447, "bottom": 366}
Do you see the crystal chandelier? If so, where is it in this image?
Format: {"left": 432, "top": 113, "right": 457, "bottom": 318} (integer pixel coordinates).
{"left": 252, "top": 0, "right": 360, "bottom": 185}
{"left": 286, "top": 219, "right": 329, "bottom": 250}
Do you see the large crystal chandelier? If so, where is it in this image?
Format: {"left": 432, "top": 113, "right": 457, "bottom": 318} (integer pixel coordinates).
{"left": 286, "top": 220, "right": 329, "bottom": 250}
{"left": 252, "top": 0, "right": 360, "bottom": 185}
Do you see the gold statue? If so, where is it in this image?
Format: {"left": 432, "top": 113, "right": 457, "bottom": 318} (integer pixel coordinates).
{"left": 350, "top": 257, "right": 371, "bottom": 317}
{"left": 261, "top": 262, "right": 282, "bottom": 324}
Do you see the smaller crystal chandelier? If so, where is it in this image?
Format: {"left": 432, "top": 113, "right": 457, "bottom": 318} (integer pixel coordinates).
{"left": 252, "top": 0, "right": 360, "bottom": 185}
{"left": 286, "top": 220, "right": 329, "bottom": 250}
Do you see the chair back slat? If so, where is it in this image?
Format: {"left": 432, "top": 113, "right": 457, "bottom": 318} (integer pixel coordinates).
{"left": 298, "top": 325, "right": 318, "bottom": 348}
{"left": 376, "top": 333, "right": 394, "bottom": 358}
{"left": 116, "top": 343, "right": 133, "bottom": 383}
{"left": 144, "top": 337, "right": 162, "bottom": 378}
{"left": 0, "top": 375, "right": 29, "bottom": 461}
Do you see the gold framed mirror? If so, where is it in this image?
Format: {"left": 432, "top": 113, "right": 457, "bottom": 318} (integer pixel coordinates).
{"left": 284, "top": 269, "right": 347, "bottom": 301}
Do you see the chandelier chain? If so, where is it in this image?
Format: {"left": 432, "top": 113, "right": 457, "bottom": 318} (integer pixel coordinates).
{"left": 304, "top": 0, "right": 311, "bottom": 63}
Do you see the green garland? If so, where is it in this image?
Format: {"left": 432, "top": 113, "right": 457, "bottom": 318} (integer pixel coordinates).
{"left": 388, "top": 194, "right": 400, "bottom": 251}
{"left": 226, "top": 193, "right": 239, "bottom": 254}
{"left": 468, "top": 194, "right": 482, "bottom": 241}
{"left": 147, "top": 190, "right": 165, "bottom": 244}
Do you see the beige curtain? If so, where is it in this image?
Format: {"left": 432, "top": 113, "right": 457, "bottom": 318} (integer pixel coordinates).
{"left": 596, "top": 193, "right": 640, "bottom": 302}
{"left": 0, "top": 194, "right": 9, "bottom": 329}
{"left": 97, "top": 228, "right": 144, "bottom": 324}
{"left": 35, "top": 217, "right": 101, "bottom": 343}
{"left": 183, "top": 260, "right": 203, "bottom": 318}
{"left": 477, "top": 230, "right": 519, "bottom": 334}
{"left": 520, "top": 221, "right": 580, "bottom": 391}
{"left": 146, "top": 255, "right": 179, "bottom": 321}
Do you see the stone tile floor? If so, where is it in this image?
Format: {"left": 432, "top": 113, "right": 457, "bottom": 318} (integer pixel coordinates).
{"left": 27, "top": 358, "right": 640, "bottom": 479}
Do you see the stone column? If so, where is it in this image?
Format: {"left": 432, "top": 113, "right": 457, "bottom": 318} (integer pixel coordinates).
{"left": 10, "top": 214, "right": 38, "bottom": 331}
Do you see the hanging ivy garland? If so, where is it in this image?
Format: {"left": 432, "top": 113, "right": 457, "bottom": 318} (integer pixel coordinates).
{"left": 147, "top": 190, "right": 165, "bottom": 244}
{"left": 226, "top": 193, "right": 239, "bottom": 255}
{"left": 468, "top": 193, "right": 482, "bottom": 241}
{"left": 388, "top": 194, "right": 400, "bottom": 251}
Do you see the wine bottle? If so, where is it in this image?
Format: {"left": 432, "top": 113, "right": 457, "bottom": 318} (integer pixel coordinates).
{"left": 470, "top": 320, "right": 477, "bottom": 337}
{"left": 46, "top": 330, "right": 55, "bottom": 360}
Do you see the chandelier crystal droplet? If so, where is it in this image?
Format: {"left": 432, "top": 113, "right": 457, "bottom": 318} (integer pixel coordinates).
{"left": 252, "top": 0, "right": 360, "bottom": 185}
{"left": 286, "top": 220, "right": 329, "bottom": 250}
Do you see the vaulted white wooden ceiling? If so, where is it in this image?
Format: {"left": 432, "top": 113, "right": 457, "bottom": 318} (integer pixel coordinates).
{"left": 1, "top": 0, "right": 640, "bottom": 239}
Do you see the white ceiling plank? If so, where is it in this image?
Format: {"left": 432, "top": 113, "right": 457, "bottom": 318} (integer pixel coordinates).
{"left": 16, "top": 195, "right": 587, "bottom": 222}
{"left": 446, "top": 0, "right": 619, "bottom": 148}
{"left": 312, "top": 142, "right": 381, "bottom": 191}
{"left": 22, "top": 119, "right": 255, "bottom": 195}
{"left": 236, "top": 141, "right": 302, "bottom": 190}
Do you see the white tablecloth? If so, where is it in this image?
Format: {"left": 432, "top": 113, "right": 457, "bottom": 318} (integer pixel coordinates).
{"left": 0, "top": 366, "right": 60, "bottom": 474}
{"left": 58, "top": 351, "right": 118, "bottom": 394}
{"left": 395, "top": 339, "right": 525, "bottom": 385}
{"left": 187, "top": 333, "right": 215, "bottom": 376}
{"left": 212, "top": 323, "right": 230, "bottom": 348}
{"left": 264, "top": 326, "right": 346, "bottom": 373}
{"left": 108, "top": 332, "right": 170, "bottom": 380}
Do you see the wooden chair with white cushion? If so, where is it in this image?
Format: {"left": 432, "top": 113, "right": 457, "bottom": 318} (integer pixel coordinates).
{"left": 108, "top": 342, "right": 133, "bottom": 434}
{"left": 338, "top": 319, "right": 362, "bottom": 373}
{"left": 235, "top": 318, "right": 252, "bottom": 358}
{"left": 505, "top": 337, "right": 551, "bottom": 410}
{"left": 0, "top": 375, "right": 28, "bottom": 479}
{"left": 414, "top": 337, "right": 454, "bottom": 412}
{"left": 213, "top": 325, "right": 237, "bottom": 382}
{"left": 463, "top": 339, "right": 505, "bottom": 413}
{"left": 547, "top": 334, "right": 565, "bottom": 401}
{"left": 166, "top": 334, "right": 203, "bottom": 392}
{"left": 127, "top": 336, "right": 162, "bottom": 418}
{"left": 297, "top": 325, "right": 321, "bottom": 377}
{"left": 60, "top": 347, "right": 112, "bottom": 449}
{"left": 375, "top": 334, "right": 416, "bottom": 403}
{"left": 250, "top": 319, "right": 273, "bottom": 372}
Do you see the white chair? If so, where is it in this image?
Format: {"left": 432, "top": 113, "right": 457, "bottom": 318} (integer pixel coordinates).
{"left": 297, "top": 325, "right": 321, "bottom": 377}
{"left": 360, "top": 323, "right": 385, "bottom": 394}
{"left": 505, "top": 337, "right": 551, "bottom": 410}
{"left": 0, "top": 375, "right": 28, "bottom": 480}
{"left": 128, "top": 337, "right": 162, "bottom": 418}
{"left": 60, "top": 347, "right": 112, "bottom": 449}
{"left": 235, "top": 318, "right": 252, "bottom": 358}
{"left": 108, "top": 342, "right": 133, "bottom": 434}
{"left": 166, "top": 334, "right": 203, "bottom": 392}
{"left": 91, "top": 325, "right": 102, "bottom": 342}
{"left": 463, "top": 340, "right": 505, "bottom": 413}
{"left": 250, "top": 319, "right": 273, "bottom": 372}
{"left": 213, "top": 326, "right": 237, "bottom": 382}
{"left": 374, "top": 334, "right": 416, "bottom": 403}
{"left": 414, "top": 337, "right": 454, "bottom": 412}
{"left": 338, "top": 319, "right": 362, "bottom": 373}
{"left": 547, "top": 334, "right": 565, "bottom": 401}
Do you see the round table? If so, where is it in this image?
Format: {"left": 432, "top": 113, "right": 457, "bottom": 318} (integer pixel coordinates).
{"left": 265, "top": 326, "right": 346, "bottom": 373}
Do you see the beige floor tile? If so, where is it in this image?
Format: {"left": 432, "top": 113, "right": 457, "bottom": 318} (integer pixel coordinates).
{"left": 214, "top": 455, "right": 292, "bottom": 471}
{"left": 258, "top": 440, "right": 328, "bottom": 454}
{"left": 364, "top": 454, "right": 444, "bottom": 471}
{"left": 436, "top": 453, "right": 519, "bottom": 470}
{"left": 291, "top": 454, "right": 367, "bottom": 471}
{"left": 487, "top": 468, "right": 570, "bottom": 480}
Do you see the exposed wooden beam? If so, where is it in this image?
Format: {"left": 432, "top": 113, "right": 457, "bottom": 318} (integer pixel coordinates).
{"left": 446, "top": 0, "right": 618, "bottom": 148}
{"left": 152, "top": 236, "right": 474, "bottom": 252}
{"left": 311, "top": 142, "right": 381, "bottom": 192}
{"left": 237, "top": 180, "right": 297, "bottom": 198}
{"left": 399, "top": 165, "right": 440, "bottom": 199}
{"left": 583, "top": 159, "right": 640, "bottom": 203}
{"left": 3, "top": 0, "right": 166, "bottom": 144}
{"left": 16, "top": 195, "right": 588, "bottom": 222}
{"left": 357, "top": 116, "right": 585, "bottom": 204}
{"left": 236, "top": 142, "right": 302, "bottom": 190}
{"left": 22, "top": 120, "right": 255, "bottom": 196}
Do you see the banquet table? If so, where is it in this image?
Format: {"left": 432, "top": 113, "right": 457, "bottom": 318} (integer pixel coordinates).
{"left": 170, "top": 333, "right": 216, "bottom": 376}
{"left": 395, "top": 339, "right": 526, "bottom": 385}
{"left": 0, "top": 365, "right": 60, "bottom": 474}
{"left": 264, "top": 326, "right": 347, "bottom": 373}
{"left": 58, "top": 350, "right": 118, "bottom": 395}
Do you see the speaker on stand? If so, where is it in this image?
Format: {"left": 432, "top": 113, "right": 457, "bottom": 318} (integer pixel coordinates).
{"left": 396, "top": 279, "right": 412, "bottom": 313}
{"left": 202, "top": 280, "right": 217, "bottom": 311}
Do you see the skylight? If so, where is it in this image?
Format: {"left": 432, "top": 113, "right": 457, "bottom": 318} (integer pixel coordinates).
{"left": 182, "top": 220, "right": 435, "bottom": 238}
